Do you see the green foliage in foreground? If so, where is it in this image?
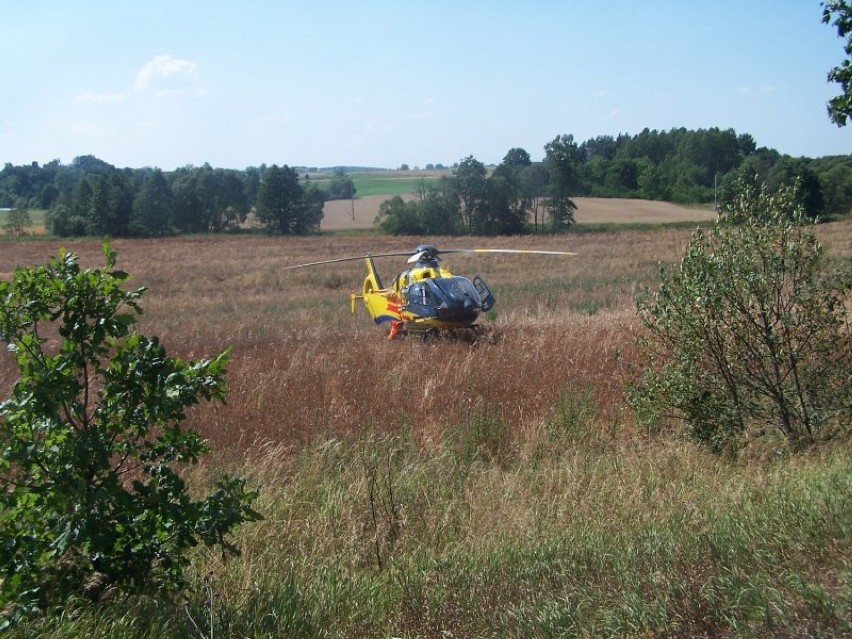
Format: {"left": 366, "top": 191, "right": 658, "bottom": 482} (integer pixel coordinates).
{"left": 630, "top": 179, "right": 852, "bottom": 452}
{"left": 0, "top": 246, "right": 260, "bottom": 626}
{"left": 7, "top": 417, "right": 851, "bottom": 638}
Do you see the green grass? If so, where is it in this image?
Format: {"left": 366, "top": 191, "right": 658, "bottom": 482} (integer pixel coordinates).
{"left": 309, "top": 173, "right": 444, "bottom": 198}
{"left": 11, "top": 430, "right": 851, "bottom": 638}
{"left": 352, "top": 175, "right": 440, "bottom": 197}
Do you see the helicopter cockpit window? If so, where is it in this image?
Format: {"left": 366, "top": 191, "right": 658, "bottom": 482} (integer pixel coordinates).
{"left": 434, "top": 276, "right": 479, "bottom": 302}
{"left": 406, "top": 282, "right": 434, "bottom": 307}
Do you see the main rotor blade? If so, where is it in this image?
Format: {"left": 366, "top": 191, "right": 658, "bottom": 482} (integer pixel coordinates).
{"left": 282, "top": 247, "right": 577, "bottom": 270}
{"left": 281, "top": 251, "right": 414, "bottom": 270}
{"left": 408, "top": 247, "right": 578, "bottom": 263}
{"left": 440, "top": 248, "right": 577, "bottom": 257}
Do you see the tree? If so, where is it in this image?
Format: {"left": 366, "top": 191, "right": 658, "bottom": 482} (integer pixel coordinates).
{"left": 47, "top": 204, "right": 87, "bottom": 237}
{"left": 544, "top": 135, "right": 580, "bottom": 229}
{"left": 255, "top": 164, "right": 322, "bottom": 234}
{"left": 131, "top": 168, "right": 174, "bottom": 235}
{"left": 326, "top": 169, "right": 356, "bottom": 201}
{"left": 629, "top": 179, "right": 852, "bottom": 452}
{"left": 197, "top": 165, "right": 249, "bottom": 232}
{"left": 501, "top": 147, "right": 532, "bottom": 169}
{"left": 376, "top": 195, "right": 424, "bottom": 235}
{"left": 103, "top": 172, "right": 134, "bottom": 236}
{"left": 170, "top": 167, "right": 204, "bottom": 232}
{"left": 3, "top": 199, "right": 32, "bottom": 236}
{"left": 168, "top": 165, "right": 249, "bottom": 233}
{"left": 822, "top": 1, "right": 852, "bottom": 126}
{"left": 375, "top": 185, "right": 459, "bottom": 236}
{"left": 0, "top": 246, "right": 260, "bottom": 624}
{"left": 453, "top": 155, "right": 488, "bottom": 233}
{"left": 417, "top": 182, "right": 459, "bottom": 234}
{"left": 521, "top": 163, "right": 550, "bottom": 231}
{"left": 295, "top": 179, "right": 325, "bottom": 234}
{"left": 766, "top": 157, "right": 824, "bottom": 218}
{"left": 488, "top": 152, "right": 534, "bottom": 234}
{"left": 812, "top": 155, "right": 852, "bottom": 216}
{"left": 482, "top": 171, "right": 527, "bottom": 234}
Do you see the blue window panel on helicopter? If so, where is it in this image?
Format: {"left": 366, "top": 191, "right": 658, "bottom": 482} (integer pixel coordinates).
{"left": 404, "top": 277, "right": 482, "bottom": 323}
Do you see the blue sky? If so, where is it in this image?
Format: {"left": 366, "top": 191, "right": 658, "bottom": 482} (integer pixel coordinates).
{"left": 2, "top": 1, "right": 850, "bottom": 170}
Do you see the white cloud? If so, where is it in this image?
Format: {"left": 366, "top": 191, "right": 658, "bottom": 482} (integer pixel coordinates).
{"left": 133, "top": 54, "right": 204, "bottom": 96}
{"left": 71, "top": 55, "right": 206, "bottom": 111}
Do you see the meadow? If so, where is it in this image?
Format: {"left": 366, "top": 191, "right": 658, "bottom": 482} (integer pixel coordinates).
{"left": 310, "top": 170, "right": 449, "bottom": 198}
{"left": 1, "top": 219, "right": 851, "bottom": 637}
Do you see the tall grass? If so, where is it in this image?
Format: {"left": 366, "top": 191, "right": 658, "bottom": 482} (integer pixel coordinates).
{"left": 2, "top": 222, "right": 851, "bottom": 637}
{"left": 11, "top": 434, "right": 851, "bottom": 638}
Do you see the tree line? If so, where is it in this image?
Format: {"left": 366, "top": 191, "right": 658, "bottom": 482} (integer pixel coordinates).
{"left": 0, "top": 157, "right": 328, "bottom": 237}
{"left": 377, "top": 128, "right": 852, "bottom": 235}
{"left": 2, "top": 127, "right": 851, "bottom": 238}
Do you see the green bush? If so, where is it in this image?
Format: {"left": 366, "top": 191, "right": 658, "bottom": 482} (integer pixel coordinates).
{"left": 630, "top": 179, "right": 852, "bottom": 452}
{"left": 0, "top": 244, "right": 260, "bottom": 626}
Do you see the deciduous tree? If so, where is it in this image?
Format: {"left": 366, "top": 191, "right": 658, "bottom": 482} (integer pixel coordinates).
{"left": 0, "top": 246, "right": 260, "bottom": 625}
{"left": 823, "top": 0, "right": 852, "bottom": 126}
{"left": 454, "top": 156, "right": 488, "bottom": 233}
{"left": 255, "top": 164, "right": 322, "bottom": 234}
{"left": 629, "top": 179, "right": 852, "bottom": 452}
{"left": 3, "top": 199, "right": 31, "bottom": 236}
{"left": 544, "top": 134, "right": 580, "bottom": 229}
{"left": 131, "top": 168, "right": 174, "bottom": 235}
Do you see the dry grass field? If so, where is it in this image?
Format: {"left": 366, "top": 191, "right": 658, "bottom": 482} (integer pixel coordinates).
{"left": 2, "top": 220, "right": 851, "bottom": 638}
{"left": 0, "top": 226, "right": 712, "bottom": 453}
{"left": 1, "top": 220, "right": 850, "bottom": 455}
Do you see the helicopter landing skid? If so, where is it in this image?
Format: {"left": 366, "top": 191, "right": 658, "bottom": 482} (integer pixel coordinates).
{"left": 402, "top": 323, "right": 487, "bottom": 343}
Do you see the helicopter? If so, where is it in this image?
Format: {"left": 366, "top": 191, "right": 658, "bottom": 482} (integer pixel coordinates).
{"left": 284, "top": 244, "right": 576, "bottom": 340}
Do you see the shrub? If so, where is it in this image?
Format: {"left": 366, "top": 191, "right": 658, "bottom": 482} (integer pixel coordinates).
{"left": 629, "top": 179, "right": 852, "bottom": 452}
{"left": 0, "top": 244, "right": 260, "bottom": 626}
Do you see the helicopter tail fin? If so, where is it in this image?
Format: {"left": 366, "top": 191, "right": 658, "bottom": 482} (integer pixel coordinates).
{"left": 363, "top": 255, "right": 383, "bottom": 291}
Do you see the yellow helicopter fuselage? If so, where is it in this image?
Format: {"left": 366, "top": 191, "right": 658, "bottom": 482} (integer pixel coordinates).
{"left": 350, "top": 255, "right": 490, "bottom": 334}
{"left": 284, "top": 243, "right": 573, "bottom": 339}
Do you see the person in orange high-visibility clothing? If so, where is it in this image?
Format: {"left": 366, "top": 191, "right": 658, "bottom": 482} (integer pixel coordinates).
{"left": 387, "top": 320, "right": 404, "bottom": 340}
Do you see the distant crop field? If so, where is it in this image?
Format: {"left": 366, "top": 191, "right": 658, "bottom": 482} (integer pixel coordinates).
{"left": 306, "top": 171, "right": 446, "bottom": 198}
{"left": 0, "top": 208, "right": 47, "bottom": 235}
{"left": 351, "top": 174, "right": 442, "bottom": 197}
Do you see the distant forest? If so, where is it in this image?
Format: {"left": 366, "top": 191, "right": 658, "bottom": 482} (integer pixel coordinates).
{"left": 2, "top": 127, "right": 851, "bottom": 237}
